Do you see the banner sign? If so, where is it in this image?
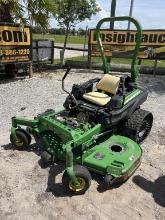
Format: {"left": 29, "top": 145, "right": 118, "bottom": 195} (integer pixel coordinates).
{"left": 0, "top": 24, "right": 32, "bottom": 63}
{"left": 89, "top": 29, "right": 165, "bottom": 59}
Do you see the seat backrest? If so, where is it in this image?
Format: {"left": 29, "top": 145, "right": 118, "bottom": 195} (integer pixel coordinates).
{"left": 96, "top": 74, "right": 120, "bottom": 95}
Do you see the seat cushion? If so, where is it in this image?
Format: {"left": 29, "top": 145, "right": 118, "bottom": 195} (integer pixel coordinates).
{"left": 83, "top": 92, "right": 111, "bottom": 106}
{"left": 96, "top": 74, "right": 120, "bottom": 95}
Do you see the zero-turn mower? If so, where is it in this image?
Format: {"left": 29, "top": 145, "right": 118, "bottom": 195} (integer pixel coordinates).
{"left": 10, "top": 16, "right": 153, "bottom": 194}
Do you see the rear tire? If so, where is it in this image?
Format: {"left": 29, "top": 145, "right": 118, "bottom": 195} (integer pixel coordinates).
{"left": 62, "top": 165, "right": 91, "bottom": 195}
{"left": 122, "top": 109, "right": 153, "bottom": 143}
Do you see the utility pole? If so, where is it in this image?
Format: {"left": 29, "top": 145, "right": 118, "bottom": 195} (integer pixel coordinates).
{"left": 110, "top": 0, "right": 116, "bottom": 29}
{"left": 109, "top": 0, "right": 116, "bottom": 65}
{"left": 127, "top": 0, "right": 134, "bottom": 29}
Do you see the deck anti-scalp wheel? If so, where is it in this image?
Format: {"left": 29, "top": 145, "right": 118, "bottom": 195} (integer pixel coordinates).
{"left": 10, "top": 128, "right": 31, "bottom": 149}
{"left": 41, "top": 151, "right": 54, "bottom": 166}
{"left": 62, "top": 165, "right": 91, "bottom": 195}
{"left": 104, "top": 174, "right": 114, "bottom": 187}
{"left": 122, "top": 109, "right": 153, "bottom": 143}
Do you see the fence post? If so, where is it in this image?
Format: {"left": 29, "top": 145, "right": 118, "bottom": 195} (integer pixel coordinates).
{"left": 138, "top": 59, "right": 142, "bottom": 65}
{"left": 29, "top": 62, "right": 33, "bottom": 78}
{"left": 153, "top": 59, "right": 158, "bottom": 77}
{"left": 51, "top": 41, "right": 54, "bottom": 64}
{"left": 60, "top": 49, "right": 65, "bottom": 65}
{"left": 36, "top": 41, "right": 40, "bottom": 71}
{"left": 83, "top": 25, "right": 88, "bottom": 57}
{"left": 88, "top": 30, "right": 92, "bottom": 70}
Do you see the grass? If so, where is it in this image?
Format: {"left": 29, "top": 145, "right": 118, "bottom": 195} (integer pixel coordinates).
{"left": 63, "top": 56, "right": 165, "bottom": 68}
{"left": 33, "top": 34, "right": 86, "bottom": 44}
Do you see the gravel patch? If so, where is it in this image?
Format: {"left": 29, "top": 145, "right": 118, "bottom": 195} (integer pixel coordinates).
{"left": 0, "top": 69, "right": 165, "bottom": 220}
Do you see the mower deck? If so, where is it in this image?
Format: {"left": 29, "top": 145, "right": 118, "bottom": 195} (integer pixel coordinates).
{"left": 83, "top": 135, "right": 142, "bottom": 178}
{"left": 11, "top": 109, "right": 142, "bottom": 190}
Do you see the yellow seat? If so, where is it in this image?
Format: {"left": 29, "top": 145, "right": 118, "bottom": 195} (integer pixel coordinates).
{"left": 83, "top": 74, "right": 120, "bottom": 106}
{"left": 83, "top": 91, "right": 111, "bottom": 106}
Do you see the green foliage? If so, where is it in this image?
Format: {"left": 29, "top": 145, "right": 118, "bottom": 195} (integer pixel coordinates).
{"left": 54, "top": 0, "right": 100, "bottom": 63}
{"left": 26, "top": 0, "right": 57, "bottom": 29}
{"left": 78, "top": 28, "right": 86, "bottom": 36}
{"left": 54, "top": 0, "right": 100, "bottom": 30}
{"left": 0, "top": 0, "right": 57, "bottom": 30}
{"left": 0, "top": 0, "right": 22, "bottom": 22}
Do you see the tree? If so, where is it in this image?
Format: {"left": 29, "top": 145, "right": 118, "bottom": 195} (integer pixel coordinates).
{"left": 54, "top": 0, "right": 100, "bottom": 63}
{"left": 0, "top": 0, "right": 56, "bottom": 77}
{"left": 0, "top": 0, "right": 56, "bottom": 29}
{"left": 78, "top": 28, "right": 86, "bottom": 36}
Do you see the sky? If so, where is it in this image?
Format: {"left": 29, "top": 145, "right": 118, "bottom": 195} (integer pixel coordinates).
{"left": 51, "top": 0, "right": 165, "bottom": 30}
{"left": 84, "top": 0, "right": 165, "bottom": 29}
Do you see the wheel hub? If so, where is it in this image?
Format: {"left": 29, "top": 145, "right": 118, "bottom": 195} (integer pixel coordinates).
{"left": 14, "top": 138, "right": 23, "bottom": 147}
{"left": 69, "top": 177, "right": 86, "bottom": 192}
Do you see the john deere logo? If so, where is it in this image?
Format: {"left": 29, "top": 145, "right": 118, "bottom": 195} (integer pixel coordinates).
{"left": 0, "top": 25, "right": 31, "bottom": 46}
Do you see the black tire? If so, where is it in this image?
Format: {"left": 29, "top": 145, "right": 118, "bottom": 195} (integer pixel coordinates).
{"left": 104, "top": 175, "right": 114, "bottom": 188}
{"left": 5, "top": 64, "right": 17, "bottom": 78}
{"left": 122, "top": 109, "right": 153, "bottom": 143}
{"left": 17, "top": 128, "right": 31, "bottom": 145}
{"left": 10, "top": 129, "right": 31, "bottom": 149}
{"left": 62, "top": 165, "right": 91, "bottom": 195}
{"left": 41, "top": 151, "right": 54, "bottom": 166}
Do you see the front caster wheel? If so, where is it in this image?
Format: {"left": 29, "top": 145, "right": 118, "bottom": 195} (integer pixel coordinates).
{"left": 62, "top": 165, "right": 91, "bottom": 195}
{"left": 10, "top": 129, "right": 31, "bottom": 150}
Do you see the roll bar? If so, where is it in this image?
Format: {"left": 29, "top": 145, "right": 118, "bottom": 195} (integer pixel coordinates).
{"left": 95, "top": 16, "right": 143, "bottom": 81}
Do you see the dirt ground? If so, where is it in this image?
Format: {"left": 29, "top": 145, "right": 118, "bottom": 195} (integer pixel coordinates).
{"left": 0, "top": 70, "right": 165, "bottom": 220}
